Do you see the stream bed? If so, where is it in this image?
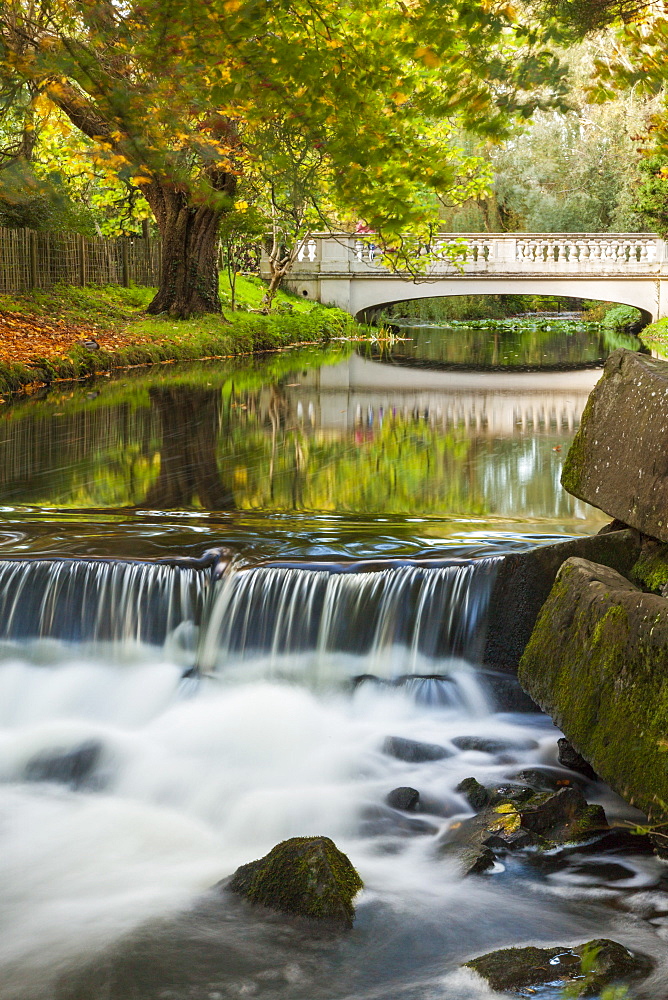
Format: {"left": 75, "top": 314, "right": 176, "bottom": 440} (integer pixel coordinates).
{"left": 0, "top": 322, "right": 665, "bottom": 1000}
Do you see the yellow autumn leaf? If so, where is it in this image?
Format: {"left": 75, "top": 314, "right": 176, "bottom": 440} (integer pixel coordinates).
{"left": 414, "top": 47, "right": 441, "bottom": 69}
{"left": 491, "top": 803, "right": 521, "bottom": 833}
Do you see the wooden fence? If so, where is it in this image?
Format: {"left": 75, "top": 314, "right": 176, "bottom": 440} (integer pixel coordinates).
{"left": 0, "top": 227, "right": 161, "bottom": 294}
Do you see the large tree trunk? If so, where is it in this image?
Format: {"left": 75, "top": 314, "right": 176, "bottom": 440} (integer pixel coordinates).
{"left": 48, "top": 82, "right": 237, "bottom": 319}
{"left": 143, "top": 181, "right": 235, "bottom": 318}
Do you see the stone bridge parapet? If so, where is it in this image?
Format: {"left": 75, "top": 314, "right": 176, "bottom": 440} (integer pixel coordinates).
{"left": 263, "top": 233, "right": 668, "bottom": 320}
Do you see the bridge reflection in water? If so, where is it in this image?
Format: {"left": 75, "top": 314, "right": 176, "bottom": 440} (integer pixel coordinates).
{"left": 281, "top": 353, "right": 597, "bottom": 437}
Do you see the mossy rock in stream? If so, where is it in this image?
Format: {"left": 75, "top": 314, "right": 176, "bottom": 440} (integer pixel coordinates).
{"left": 438, "top": 785, "right": 607, "bottom": 874}
{"left": 519, "top": 556, "right": 668, "bottom": 821}
{"left": 483, "top": 528, "right": 640, "bottom": 673}
{"left": 225, "top": 836, "right": 363, "bottom": 929}
{"left": 465, "top": 938, "right": 653, "bottom": 995}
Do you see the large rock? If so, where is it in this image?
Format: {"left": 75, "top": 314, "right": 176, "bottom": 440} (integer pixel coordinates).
{"left": 483, "top": 528, "right": 640, "bottom": 673}
{"left": 225, "top": 836, "right": 363, "bottom": 928}
{"left": 558, "top": 737, "right": 598, "bottom": 780}
{"left": 561, "top": 349, "right": 668, "bottom": 542}
{"left": 519, "top": 556, "right": 668, "bottom": 819}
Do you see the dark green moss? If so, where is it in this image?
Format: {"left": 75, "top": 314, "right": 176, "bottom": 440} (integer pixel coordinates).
{"left": 561, "top": 418, "right": 589, "bottom": 497}
{"left": 227, "top": 836, "right": 363, "bottom": 928}
{"left": 632, "top": 545, "right": 668, "bottom": 594}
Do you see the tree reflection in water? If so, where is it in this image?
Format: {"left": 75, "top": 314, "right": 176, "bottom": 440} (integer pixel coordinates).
{"left": 140, "top": 388, "right": 235, "bottom": 511}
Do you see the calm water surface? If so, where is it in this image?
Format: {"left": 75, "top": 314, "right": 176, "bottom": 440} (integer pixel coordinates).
{"left": 0, "top": 324, "right": 664, "bottom": 1000}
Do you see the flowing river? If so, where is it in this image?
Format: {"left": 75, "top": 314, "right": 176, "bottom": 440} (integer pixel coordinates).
{"left": 0, "top": 321, "right": 666, "bottom": 1000}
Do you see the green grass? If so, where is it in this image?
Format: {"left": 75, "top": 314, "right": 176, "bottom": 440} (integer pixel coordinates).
{"left": 0, "top": 273, "right": 315, "bottom": 329}
{"left": 0, "top": 274, "right": 366, "bottom": 394}
{"left": 220, "top": 273, "right": 316, "bottom": 313}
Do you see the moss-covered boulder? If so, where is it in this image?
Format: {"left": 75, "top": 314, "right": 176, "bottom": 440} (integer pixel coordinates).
{"left": 483, "top": 528, "right": 640, "bottom": 673}
{"left": 519, "top": 556, "right": 668, "bottom": 820}
{"left": 465, "top": 938, "right": 652, "bottom": 995}
{"left": 466, "top": 944, "right": 581, "bottom": 992}
{"left": 561, "top": 349, "right": 668, "bottom": 542}
{"left": 226, "top": 836, "right": 363, "bottom": 928}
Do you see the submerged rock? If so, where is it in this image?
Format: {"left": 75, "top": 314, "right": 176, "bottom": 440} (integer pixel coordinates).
{"left": 381, "top": 735, "right": 452, "bottom": 763}
{"left": 385, "top": 786, "right": 420, "bottom": 811}
{"left": 514, "top": 766, "right": 576, "bottom": 793}
{"left": 225, "top": 836, "right": 363, "bottom": 928}
{"left": 465, "top": 938, "right": 653, "bottom": 995}
{"left": 24, "top": 739, "right": 103, "bottom": 789}
{"left": 519, "top": 556, "right": 668, "bottom": 820}
{"left": 477, "top": 669, "right": 538, "bottom": 712}
{"left": 360, "top": 804, "right": 437, "bottom": 837}
{"left": 452, "top": 735, "right": 538, "bottom": 754}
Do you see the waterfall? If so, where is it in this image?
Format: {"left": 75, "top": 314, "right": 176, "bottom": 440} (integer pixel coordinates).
{"left": 197, "top": 559, "right": 500, "bottom": 676}
{"left": 0, "top": 559, "right": 208, "bottom": 645}
{"left": 0, "top": 555, "right": 500, "bottom": 685}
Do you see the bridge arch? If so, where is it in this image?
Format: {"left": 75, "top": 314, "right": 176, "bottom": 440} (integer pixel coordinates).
{"left": 346, "top": 279, "right": 656, "bottom": 324}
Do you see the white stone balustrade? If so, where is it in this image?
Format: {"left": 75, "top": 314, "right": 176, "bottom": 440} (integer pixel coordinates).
{"left": 264, "top": 232, "right": 668, "bottom": 320}
{"left": 283, "top": 233, "right": 666, "bottom": 274}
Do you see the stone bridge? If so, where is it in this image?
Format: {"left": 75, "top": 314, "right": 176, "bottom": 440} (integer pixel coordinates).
{"left": 266, "top": 233, "right": 668, "bottom": 320}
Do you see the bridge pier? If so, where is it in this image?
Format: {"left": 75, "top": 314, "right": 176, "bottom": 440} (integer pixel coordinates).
{"left": 268, "top": 233, "right": 668, "bottom": 322}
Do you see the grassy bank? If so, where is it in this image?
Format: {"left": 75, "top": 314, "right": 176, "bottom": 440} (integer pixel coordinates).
{"left": 0, "top": 275, "right": 363, "bottom": 394}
